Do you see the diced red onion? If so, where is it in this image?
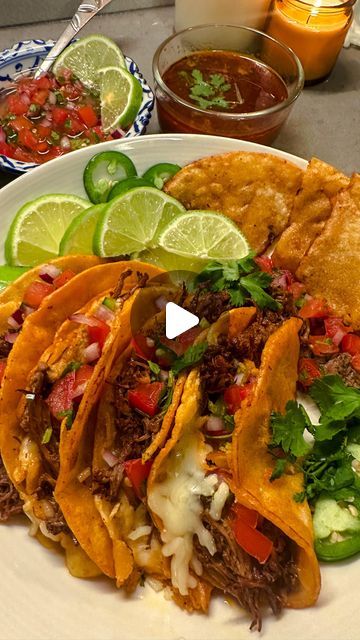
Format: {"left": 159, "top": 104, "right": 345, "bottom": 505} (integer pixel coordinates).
{"left": 22, "top": 304, "right": 35, "bottom": 318}
{"left": 20, "top": 93, "right": 31, "bottom": 106}
{"left": 72, "top": 381, "right": 88, "bottom": 400}
{"left": 332, "top": 329, "right": 348, "bottom": 346}
{"left": 159, "top": 369, "right": 169, "bottom": 382}
{"left": 39, "top": 264, "right": 61, "bottom": 283}
{"left": 66, "top": 102, "right": 76, "bottom": 111}
{"left": 5, "top": 332, "right": 18, "bottom": 344}
{"left": 83, "top": 342, "right": 100, "bottom": 363}
{"left": 48, "top": 91, "right": 56, "bottom": 105}
{"left": 102, "top": 450, "right": 119, "bottom": 468}
{"left": 155, "top": 295, "right": 168, "bottom": 310}
{"left": 8, "top": 308, "right": 23, "bottom": 329}
{"left": 111, "top": 128, "right": 125, "bottom": 139}
{"left": 41, "top": 117, "right": 52, "bottom": 127}
{"left": 234, "top": 372, "right": 244, "bottom": 386}
{"left": 205, "top": 416, "right": 225, "bottom": 434}
{"left": 69, "top": 313, "right": 99, "bottom": 326}
{"left": 60, "top": 135, "right": 71, "bottom": 150}
{"left": 94, "top": 304, "right": 114, "bottom": 324}
{"left": 146, "top": 337, "right": 155, "bottom": 348}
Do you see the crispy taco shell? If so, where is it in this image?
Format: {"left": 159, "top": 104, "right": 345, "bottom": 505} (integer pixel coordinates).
{"left": 232, "top": 317, "right": 321, "bottom": 607}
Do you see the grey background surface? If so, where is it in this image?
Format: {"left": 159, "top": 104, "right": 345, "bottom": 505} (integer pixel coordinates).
{"left": 0, "top": 5, "right": 359, "bottom": 190}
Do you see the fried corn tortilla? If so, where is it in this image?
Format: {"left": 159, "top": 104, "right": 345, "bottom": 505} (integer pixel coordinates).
{"left": 272, "top": 158, "right": 350, "bottom": 272}
{"left": 165, "top": 151, "right": 303, "bottom": 253}
{"left": 232, "top": 317, "right": 321, "bottom": 608}
{"left": 296, "top": 174, "right": 360, "bottom": 329}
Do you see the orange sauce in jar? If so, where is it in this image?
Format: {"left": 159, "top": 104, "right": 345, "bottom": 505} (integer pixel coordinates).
{"left": 156, "top": 50, "right": 289, "bottom": 144}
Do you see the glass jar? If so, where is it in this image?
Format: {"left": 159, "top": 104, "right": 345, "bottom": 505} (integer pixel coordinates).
{"left": 266, "top": 0, "right": 355, "bottom": 84}
{"left": 174, "top": 0, "right": 272, "bottom": 32}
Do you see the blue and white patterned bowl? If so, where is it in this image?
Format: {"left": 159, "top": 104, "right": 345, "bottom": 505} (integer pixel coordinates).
{"left": 0, "top": 39, "right": 154, "bottom": 174}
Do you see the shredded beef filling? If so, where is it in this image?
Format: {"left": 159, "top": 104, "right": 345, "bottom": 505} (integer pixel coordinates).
{"left": 185, "top": 286, "right": 231, "bottom": 324}
{"left": 19, "top": 366, "right": 60, "bottom": 476}
{"left": 0, "top": 455, "right": 23, "bottom": 521}
{"left": 194, "top": 514, "right": 297, "bottom": 632}
{"left": 323, "top": 352, "right": 360, "bottom": 389}
{"left": 0, "top": 336, "right": 13, "bottom": 358}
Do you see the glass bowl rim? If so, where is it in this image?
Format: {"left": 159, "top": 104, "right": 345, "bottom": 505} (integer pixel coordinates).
{"left": 152, "top": 23, "right": 305, "bottom": 121}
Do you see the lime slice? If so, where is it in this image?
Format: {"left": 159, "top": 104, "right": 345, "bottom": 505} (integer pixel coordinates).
{"left": 139, "top": 248, "right": 208, "bottom": 274}
{"left": 0, "top": 265, "right": 29, "bottom": 291}
{"left": 98, "top": 66, "right": 143, "bottom": 132}
{"left": 5, "top": 194, "right": 91, "bottom": 266}
{"left": 59, "top": 204, "right": 105, "bottom": 255}
{"left": 94, "top": 187, "right": 185, "bottom": 257}
{"left": 52, "top": 35, "right": 125, "bottom": 91}
{"left": 158, "top": 210, "right": 250, "bottom": 261}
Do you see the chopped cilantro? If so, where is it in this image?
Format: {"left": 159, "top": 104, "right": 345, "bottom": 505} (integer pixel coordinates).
{"left": 171, "top": 342, "right": 208, "bottom": 376}
{"left": 57, "top": 409, "right": 74, "bottom": 429}
{"left": 50, "top": 131, "right": 60, "bottom": 142}
{"left": 61, "top": 361, "right": 82, "bottom": 377}
{"left": 270, "top": 458, "right": 287, "bottom": 482}
{"left": 195, "top": 255, "right": 280, "bottom": 310}
{"left": 270, "top": 400, "right": 312, "bottom": 458}
{"left": 102, "top": 296, "right": 116, "bottom": 311}
{"left": 179, "top": 68, "right": 232, "bottom": 110}
{"left": 41, "top": 426, "right": 53, "bottom": 444}
{"left": 148, "top": 360, "right": 161, "bottom": 380}
{"left": 208, "top": 397, "right": 234, "bottom": 431}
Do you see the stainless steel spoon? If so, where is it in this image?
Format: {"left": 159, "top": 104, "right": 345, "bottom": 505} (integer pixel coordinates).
{"left": 0, "top": 0, "right": 113, "bottom": 96}
{"left": 34, "top": 0, "right": 114, "bottom": 78}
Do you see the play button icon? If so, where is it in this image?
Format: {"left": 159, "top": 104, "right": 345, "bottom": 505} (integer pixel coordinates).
{"left": 165, "top": 302, "right": 199, "bottom": 340}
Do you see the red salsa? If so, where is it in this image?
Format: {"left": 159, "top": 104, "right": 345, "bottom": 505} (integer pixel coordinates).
{"left": 0, "top": 70, "right": 115, "bottom": 164}
{"left": 157, "top": 50, "right": 289, "bottom": 144}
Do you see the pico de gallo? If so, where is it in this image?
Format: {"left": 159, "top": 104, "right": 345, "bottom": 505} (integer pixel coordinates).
{"left": 0, "top": 71, "right": 115, "bottom": 164}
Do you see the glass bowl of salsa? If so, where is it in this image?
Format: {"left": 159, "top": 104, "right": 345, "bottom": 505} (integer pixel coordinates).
{"left": 153, "top": 24, "right": 304, "bottom": 145}
{"left": 0, "top": 39, "right": 154, "bottom": 174}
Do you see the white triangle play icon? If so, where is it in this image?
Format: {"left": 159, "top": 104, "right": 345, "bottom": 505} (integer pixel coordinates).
{"left": 165, "top": 302, "right": 199, "bottom": 340}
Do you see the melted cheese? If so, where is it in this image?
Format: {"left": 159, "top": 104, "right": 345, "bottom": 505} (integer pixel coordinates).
{"left": 148, "top": 429, "right": 219, "bottom": 596}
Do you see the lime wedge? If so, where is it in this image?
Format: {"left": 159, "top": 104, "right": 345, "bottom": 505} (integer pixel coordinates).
{"left": 158, "top": 211, "right": 250, "bottom": 261}
{"left": 59, "top": 204, "right": 105, "bottom": 255}
{"left": 5, "top": 194, "right": 91, "bottom": 266}
{"left": 93, "top": 187, "right": 185, "bottom": 257}
{"left": 52, "top": 35, "right": 126, "bottom": 91}
{"left": 0, "top": 265, "right": 29, "bottom": 291}
{"left": 98, "top": 66, "right": 143, "bottom": 131}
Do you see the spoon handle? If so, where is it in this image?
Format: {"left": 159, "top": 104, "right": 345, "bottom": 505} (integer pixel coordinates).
{"left": 34, "top": 0, "right": 114, "bottom": 78}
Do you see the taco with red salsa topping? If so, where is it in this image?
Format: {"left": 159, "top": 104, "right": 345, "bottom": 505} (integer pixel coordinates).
{"left": 147, "top": 309, "right": 320, "bottom": 630}
{"left": 0, "top": 261, "right": 162, "bottom": 574}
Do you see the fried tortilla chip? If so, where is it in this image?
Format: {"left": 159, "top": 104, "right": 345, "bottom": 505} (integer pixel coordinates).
{"left": 296, "top": 174, "right": 360, "bottom": 329}
{"left": 272, "top": 158, "right": 350, "bottom": 272}
{"left": 232, "top": 318, "right": 321, "bottom": 608}
{"left": 164, "top": 151, "right": 303, "bottom": 253}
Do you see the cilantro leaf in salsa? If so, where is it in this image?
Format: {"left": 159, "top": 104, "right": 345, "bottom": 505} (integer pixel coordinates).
{"left": 195, "top": 255, "right": 280, "bottom": 311}
{"left": 179, "top": 68, "right": 232, "bottom": 110}
{"left": 171, "top": 342, "right": 208, "bottom": 376}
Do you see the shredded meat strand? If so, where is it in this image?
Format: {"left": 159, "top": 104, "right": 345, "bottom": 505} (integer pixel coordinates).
{"left": 0, "top": 455, "right": 23, "bottom": 521}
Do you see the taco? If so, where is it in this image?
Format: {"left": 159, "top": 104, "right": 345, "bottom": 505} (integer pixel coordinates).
{"left": 0, "top": 261, "right": 162, "bottom": 575}
{"left": 147, "top": 308, "right": 320, "bottom": 629}
{"left": 55, "top": 280, "right": 194, "bottom": 585}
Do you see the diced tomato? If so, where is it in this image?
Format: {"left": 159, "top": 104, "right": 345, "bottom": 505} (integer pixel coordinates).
{"left": 66, "top": 116, "right": 85, "bottom": 135}
{"left": 53, "top": 269, "right": 76, "bottom": 290}
{"left": 46, "top": 371, "right": 76, "bottom": 418}
{"left": 13, "top": 147, "right": 37, "bottom": 163}
{"left": 52, "top": 107, "right": 69, "bottom": 126}
{"left": 78, "top": 105, "right": 98, "bottom": 128}
{"left": 254, "top": 255, "right": 273, "bottom": 273}
{"left": 72, "top": 364, "right": 94, "bottom": 398}
{"left": 128, "top": 382, "right": 164, "bottom": 417}
{"left": 224, "top": 383, "right": 252, "bottom": 414}
{"left": 11, "top": 115, "right": 32, "bottom": 132}
{"left": 232, "top": 517, "right": 273, "bottom": 564}
{"left": 271, "top": 269, "right": 295, "bottom": 291}
{"left": 176, "top": 326, "right": 203, "bottom": 351}
{"left": 18, "top": 128, "right": 38, "bottom": 151}
{"left": 231, "top": 503, "right": 259, "bottom": 529}
{"left": 32, "top": 89, "right": 49, "bottom": 106}
{"left": 299, "top": 297, "right": 330, "bottom": 319}
{"left": 308, "top": 335, "right": 339, "bottom": 356}
{"left": 0, "top": 141, "right": 12, "bottom": 156}
{"left": 341, "top": 333, "right": 360, "bottom": 356}
{"left": 288, "top": 281, "right": 306, "bottom": 300}
{"left": 0, "top": 360, "right": 7, "bottom": 385}
{"left": 298, "top": 357, "right": 321, "bottom": 387}
{"left": 23, "top": 281, "right": 54, "bottom": 308}
{"left": 324, "top": 318, "right": 352, "bottom": 346}
{"left": 36, "top": 75, "right": 51, "bottom": 90}
{"left": 36, "top": 141, "right": 49, "bottom": 153}
{"left": 124, "top": 458, "right": 153, "bottom": 499}
{"left": 7, "top": 94, "right": 29, "bottom": 116}
{"left": 87, "top": 318, "right": 110, "bottom": 350}
{"left": 131, "top": 333, "right": 156, "bottom": 360}
{"left": 352, "top": 353, "right": 360, "bottom": 373}
{"left": 37, "top": 124, "right": 52, "bottom": 139}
